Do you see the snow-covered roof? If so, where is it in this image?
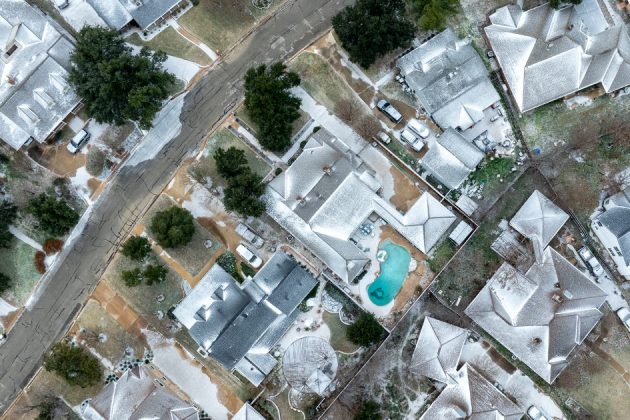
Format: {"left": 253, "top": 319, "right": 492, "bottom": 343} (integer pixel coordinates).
{"left": 465, "top": 247, "right": 607, "bottom": 383}
{"left": 486, "top": 0, "right": 630, "bottom": 112}
{"left": 0, "top": 0, "right": 78, "bottom": 149}
{"left": 81, "top": 365, "right": 199, "bottom": 420}
{"left": 233, "top": 403, "right": 266, "bottom": 420}
{"left": 397, "top": 28, "right": 500, "bottom": 130}
{"left": 596, "top": 187, "right": 630, "bottom": 264}
{"left": 409, "top": 317, "right": 467, "bottom": 383}
{"left": 282, "top": 336, "right": 338, "bottom": 395}
{"left": 510, "top": 190, "right": 569, "bottom": 261}
{"left": 421, "top": 128, "right": 485, "bottom": 190}
{"left": 266, "top": 130, "right": 456, "bottom": 282}
{"left": 420, "top": 364, "right": 523, "bottom": 419}
{"left": 173, "top": 252, "right": 318, "bottom": 386}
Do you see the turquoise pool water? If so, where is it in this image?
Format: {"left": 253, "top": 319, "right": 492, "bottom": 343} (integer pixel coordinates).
{"left": 367, "top": 240, "right": 411, "bottom": 306}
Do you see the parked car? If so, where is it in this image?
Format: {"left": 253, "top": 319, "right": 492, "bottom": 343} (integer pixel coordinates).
{"left": 617, "top": 307, "right": 630, "bottom": 332}
{"left": 527, "top": 406, "right": 549, "bottom": 420}
{"left": 236, "top": 243, "right": 262, "bottom": 269}
{"left": 235, "top": 223, "right": 264, "bottom": 248}
{"left": 400, "top": 129, "right": 424, "bottom": 152}
{"left": 0, "top": 333, "right": 6, "bottom": 346}
{"left": 578, "top": 247, "right": 604, "bottom": 277}
{"left": 375, "top": 132, "right": 391, "bottom": 144}
{"left": 66, "top": 129, "right": 90, "bottom": 154}
{"left": 407, "top": 118, "right": 430, "bottom": 139}
{"left": 376, "top": 100, "right": 403, "bottom": 123}
{"left": 55, "top": 0, "right": 69, "bottom": 9}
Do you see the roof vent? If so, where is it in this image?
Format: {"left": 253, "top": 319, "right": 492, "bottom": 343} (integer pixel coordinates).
{"left": 563, "top": 290, "right": 573, "bottom": 300}
{"left": 568, "top": 24, "right": 574, "bottom": 31}
{"left": 554, "top": 282, "right": 560, "bottom": 289}
{"left": 532, "top": 337, "right": 542, "bottom": 345}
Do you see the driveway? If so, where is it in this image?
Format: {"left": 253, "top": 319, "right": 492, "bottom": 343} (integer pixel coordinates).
{"left": 0, "top": 0, "right": 354, "bottom": 413}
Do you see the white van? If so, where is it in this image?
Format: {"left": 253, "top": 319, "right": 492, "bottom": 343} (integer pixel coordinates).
{"left": 67, "top": 129, "right": 90, "bottom": 154}
{"left": 407, "top": 119, "right": 430, "bottom": 139}
{"left": 236, "top": 243, "right": 263, "bottom": 269}
{"left": 400, "top": 129, "right": 424, "bottom": 152}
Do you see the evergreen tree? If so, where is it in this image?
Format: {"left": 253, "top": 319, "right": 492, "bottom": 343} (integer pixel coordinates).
{"left": 0, "top": 200, "right": 17, "bottom": 248}
{"left": 223, "top": 171, "right": 267, "bottom": 217}
{"left": 44, "top": 342, "right": 102, "bottom": 387}
{"left": 27, "top": 194, "right": 79, "bottom": 237}
{"left": 213, "top": 146, "right": 248, "bottom": 179}
{"left": 150, "top": 206, "right": 195, "bottom": 248}
{"left": 121, "top": 236, "right": 151, "bottom": 261}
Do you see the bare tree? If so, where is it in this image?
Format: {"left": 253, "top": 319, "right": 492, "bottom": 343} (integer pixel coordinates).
{"left": 355, "top": 116, "right": 381, "bottom": 140}
{"left": 334, "top": 98, "right": 362, "bottom": 124}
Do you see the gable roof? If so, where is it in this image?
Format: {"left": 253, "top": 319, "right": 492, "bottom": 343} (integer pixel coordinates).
{"left": 410, "top": 317, "right": 467, "bottom": 383}
{"left": 82, "top": 365, "right": 199, "bottom": 420}
{"left": 266, "top": 130, "right": 456, "bottom": 282}
{"left": 233, "top": 403, "right": 266, "bottom": 420}
{"left": 420, "top": 364, "right": 522, "bottom": 419}
{"left": 510, "top": 190, "right": 569, "bottom": 261}
{"left": 397, "top": 28, "right": 500, "bottom": 130}
{"left": 465, "top": 248, "right": 607, "bottom": 383}
{"left": 486, "top": 0, "right": 630, "bottom": 112}
{"left": 174, "top": 252, "right": 318, "bottom": 386}
{"left": 596, "top": 187, "right": 630, "bottom": 265}
{"left": 421, "top": 128, "right": 485, "bottom": 190}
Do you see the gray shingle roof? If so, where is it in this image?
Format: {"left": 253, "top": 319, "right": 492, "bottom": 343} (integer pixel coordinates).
{"left": 82, "top": 365, "right": 199, "bottom": 420}
{"left": 420, "top": 364, "right": 522, "bottom": 419}
{"left": 421, "top": 128, "right": 485, "bottom": 190}
{"left": 266, "top": 130, "right": 456, "bottom": 282}
{"left": 596, "top": 187, "right": 630, "bottom": 265}
{"left": 486, "top": 0, "right": 630, "bottom": 112}
{"left": 465, "top": 247, "right": 607, "bottom": 383}
{"left": 397, "top": 28, "right": 500, "bottom": 130}
{"left": 0, "top": 1, "right": 78, "bottom": 149}
{"left": 174, "top": 252, "right": 317, "bottom": 386}
{"left": 410, "top": 317, "right": 467, "bottom": 383}
{"left": 129, "top": 0, "right": 182, "bottom": 30}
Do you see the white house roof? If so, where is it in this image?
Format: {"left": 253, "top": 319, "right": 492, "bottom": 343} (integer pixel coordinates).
{"left": 420, "top": 364, "right": 522, "bottom": 419}
{"left": 596, "top": 187, "right": 630, "bottom": 265}
{"left": 173, "top": 252, "right": 318, "bottom": 386}
{"left": 510, "top": 190, "right": 569, "bottom": 261}
{"left": 266, "top": 130, "right": 456, "bottom": 282}
{"left": 421, "top": 128, "right": 485, "bottom": 190}
{"left": 409, "top": 317, "right": 467, "bottom": 383}
{"left": 397, "top": 28, "right": 500, "bottom": 130}
{"left": 465, "top": 247, "right": 607, "bottom": 383}
{"left": 232, "top": 403, "right": 266, "bottom": 420}
{"left": 81, "top": 365, "right": 199, "bottom": 420}
{"left": 486, "top": 0, "right": 630, "bottom": 112}
{"left": 0, "top": 1, "right": 78, "bottom": 149}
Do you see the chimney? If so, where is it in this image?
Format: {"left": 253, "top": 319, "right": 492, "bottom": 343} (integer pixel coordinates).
{"left": 552, "top": 294, "right": 564, "bottom": 304}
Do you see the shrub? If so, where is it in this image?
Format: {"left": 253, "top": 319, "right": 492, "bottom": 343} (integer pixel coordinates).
{"left": 150, "top": 206, "right": 195, "bottom": 248}
{"left": 0, "top": 200, "right": 17, "bottom": 249}
{"left": 27, "top": 193, "right": 79, "bottom": 236}
{"left": 347, "top": 312, "right": 384, "bottom": 347}
{"left": 121, "top": 236, "right": 151, "bottom": 260}
{"left": 43, "top": 238, "right": 64, "bottom": 255}
{"left": 274, "top": 167, "right": 283, "bottom": 176}
{"left": 122, "top": 268, "right": 142, "bottom": 287}
{"left": 0, "top": 152, "right": 9, "bottom": 164}
{"left": 217, "top": 251, "right": 243, "bottom": 282}
{"left": 86, "top": 148, "right": 106, "bottom": 176}
{"left": 143, "top": 264, "right": 167, "bottom": 285}
{"left": 43, "top": 342, "right": 103, "bottom": 387}
{"left": 0, "top": 272, "right": 12, "bottom": 295}
{"left": 34, "top": 251, "right": 46, "bottom": 274}
{"left": 213, "top": 146, "right": 248, "bottom": 179}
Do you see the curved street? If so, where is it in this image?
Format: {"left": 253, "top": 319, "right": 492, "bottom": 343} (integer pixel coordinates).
{"left": 0, "top": 0, "right": 353, "bottom": 413}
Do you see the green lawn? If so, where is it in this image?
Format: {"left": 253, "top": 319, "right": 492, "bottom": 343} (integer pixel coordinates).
{"left": 0, "top": 239, "right": 41, "bottom": 306}
{"left": 127, "top": 28, "right": 211, "bottom": 66}
{"left": 190, "top": 128, "right": 270, "bottom": 186}
{"left": 179, "top": 0, "right": 286, "bottom": 52}
{"left": 323, "top": 311, "right": 360, "bottom": 354}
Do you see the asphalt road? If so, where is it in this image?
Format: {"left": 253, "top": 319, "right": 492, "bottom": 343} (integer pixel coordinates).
{"left": 0, "top": 0, "right": 353, "bottom": 413}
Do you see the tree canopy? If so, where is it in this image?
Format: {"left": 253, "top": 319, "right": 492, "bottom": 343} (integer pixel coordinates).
{"left": 244, "top": 63, "right": 301, "bottom": 151}
{"left": 27, "top": 194, "right": 79, "bottom": 237}
{"left": 150, "top": 206, "right": 195, "bottom": 248}
{"left": 44, "top": 342, "right": 102, "bottom": 387}
{"left": 333, "top": 0, "right": 416, "bottom": 68}
{"left": 0, "top": 200, "right": 17, "bottom": 248}
{"left": 121, "top": 236, "right": 151, "bottom": 261}
{"left": 411, "top": 0, "right": 459, "bottom": 31}
{"left": 549, "top": 0, "right": 581, "bottom": 9}
{"left": 69, "top": 26, "right": 175, "bottom": 129}
{"left": 214, "top": 146, "right": 248, "bottom": 179}
{"left": 346, "top": 312, "right": 385, "bottom": 347}
{"left": 354, "top": 400, "right": 382, "bottom": 420}
{"left": 223, "top": 171, "right": 267, "bottom": 217}
{"left": 0, "top": 272, "right": 12, "bottom": 295}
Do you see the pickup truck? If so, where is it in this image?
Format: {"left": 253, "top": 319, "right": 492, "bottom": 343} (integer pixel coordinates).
{"left": 377, "top": 100, "right": 403, "bottom": 123}
{"left": 578, "top": 247, "right": 604, "bottom": 278}
{"left": 235, "top": 223, "right": 264, "bottom": 248}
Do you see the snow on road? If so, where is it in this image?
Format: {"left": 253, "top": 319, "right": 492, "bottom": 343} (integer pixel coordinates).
{"left": 144, "top": 329, "right": 232, "bottom": 419}
{"left": 126, "top": 95, "right": 185, "bottom": 167}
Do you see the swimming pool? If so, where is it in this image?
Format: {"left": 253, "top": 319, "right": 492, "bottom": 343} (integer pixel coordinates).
{"left": 367, "top": 240, "right": 411, "bottom": 306}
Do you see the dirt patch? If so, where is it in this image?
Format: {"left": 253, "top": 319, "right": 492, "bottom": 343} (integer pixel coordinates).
{"left": 28, "top": 142, "right": 85, "bottom": 177}
{"left": 388, "top": 167, "right": 421, "bottom": 212}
